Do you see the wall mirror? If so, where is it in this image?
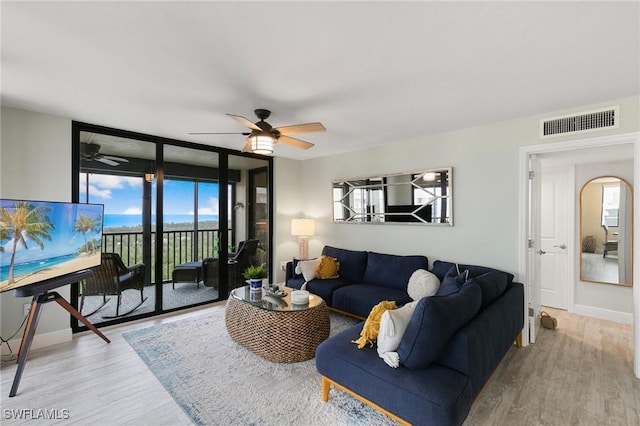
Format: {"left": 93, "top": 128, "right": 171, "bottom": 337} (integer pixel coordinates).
{"left": 579, "top": 176, "right": 633, "bottom": 286}
{"left": 332, "top": 167, "right": 452, "bottom": 225}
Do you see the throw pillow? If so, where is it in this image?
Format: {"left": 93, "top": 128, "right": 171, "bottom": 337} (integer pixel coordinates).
{"left": 377, "top": 301, "right": 418, "bottom": 368}
{"left": 397, "top": 281, "right": 482, "bottom": 369}
{"left": 469, "top": 271, "right": 509, "bottom": 310}
{"left": 435, "top": 265, "right": 469, "bottom": 296}
{"left": 407, "top": 269, "right": 440, "bottom": 300}
{"left": 316, "top": 256, "right": 340, "bottom": 279}
{"left": 352, "top": 300, "right": 397, "bottom": 349}
{"left": 294, "top": 257, "right": 322, "bottom": 282}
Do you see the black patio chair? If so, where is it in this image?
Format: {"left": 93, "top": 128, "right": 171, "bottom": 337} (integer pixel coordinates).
{"left": 79, "top": 252, "right": 147, "bottom": 318}
{"left": 202, "top": 257, "right": 219, "bottom": 289}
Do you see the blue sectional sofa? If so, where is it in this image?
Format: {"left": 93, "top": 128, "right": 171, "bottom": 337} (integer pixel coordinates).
{"left": 286, "top": 246, "right": 524, "bottom": 426}
{"left": 286, "top": 245, "right": 429, "bottom": 318}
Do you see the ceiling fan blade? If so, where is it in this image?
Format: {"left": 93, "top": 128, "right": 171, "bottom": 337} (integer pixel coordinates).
{"left": 188, "top": 132, "right": 251, "bottom": 135}
{"left": 226, "top": 113, "right": 262, "bottom": 131}
{"left": 277, "top": 135, "right": 315, "bottom": 150}
{"left": 96, "top": 157, "right": 119, "bottom": 166}
{"left": 240, "top": 141, "right": 253, "bottom": 153}
{"left": 101, "top": 155, "right": 129, "bottom": 163}
{"left": 274, "top": 122, "right": 326, "bottom": 135}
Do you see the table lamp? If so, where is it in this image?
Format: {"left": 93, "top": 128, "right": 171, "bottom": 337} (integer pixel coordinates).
{"left": 291, "top": 218, "right": 315, "bottom": 260}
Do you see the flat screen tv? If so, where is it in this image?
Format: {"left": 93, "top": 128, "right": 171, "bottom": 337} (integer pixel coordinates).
{"left": 0, "top": 199, "right": 104, "bottom": 293}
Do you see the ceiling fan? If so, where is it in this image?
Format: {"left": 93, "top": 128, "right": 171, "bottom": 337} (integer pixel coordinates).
{"left": 80, "top": 142, "right": 129, "bottom": 166}
{"left": 189, "top": 109, "right": 326, "bottom": 154}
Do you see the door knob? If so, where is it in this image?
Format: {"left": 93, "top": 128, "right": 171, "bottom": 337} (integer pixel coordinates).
{"left": 537, "top": 250, "right": 546, "bottom": 255}
{"left": 554, "top": 244, "right": 567, "bottom": 249}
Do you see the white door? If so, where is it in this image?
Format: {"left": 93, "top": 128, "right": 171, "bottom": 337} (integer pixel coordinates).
{"left": 539, "top": 165, "right": 571, "bottom": 309}
{"left": 527, "top": 155, "right": 542, "bottom": 343}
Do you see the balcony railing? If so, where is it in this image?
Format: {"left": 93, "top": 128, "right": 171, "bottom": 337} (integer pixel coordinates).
{"left": 101, "top": 229, "right": 229, "bottom": 283}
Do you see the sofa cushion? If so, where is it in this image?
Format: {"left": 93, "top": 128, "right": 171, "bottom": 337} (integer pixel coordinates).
{"left": 436, "top": 265, "right": 469, "bottom": 296}
{"left": 322, "top": 246, "right": 368, "bottom": 283}
{"left": 469, "top": 271, "right": 509, "bottom": 310}
{"left": 407, "top": 269, "right": 440, "bottom": 300}
{"left": 286, "top": 276, "right": 306, "bottom": 290}
{"left": 362, "top": 251, "right": 429, "bottom": 290}
{"left": 332, "top": 284, "right": 414, "bottom": 319}
{"left": 295, "top": 257, "right": 322, "bottom": 281}
{"left": 291, "top": 258, "right": 304, "bottom": 279}
{"left": 317, "top": 256, "right": 340, "bottom": 279}
{"left": 352, "top": 300, "right": 397, "bottom": 349}
{"left": 397, "top": 281, "right": 482, "bottom": 370}
{"left": 303, "top": 278, "right": 353, "bottom": 307}
{"left": 432, "top": 260, "right": 515, "bottom": 284}
{"left": 377, "top": 301, "right": 418, "bottom": 367}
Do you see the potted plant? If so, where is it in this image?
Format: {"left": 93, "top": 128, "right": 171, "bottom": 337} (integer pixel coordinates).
{"left": 243, "top": 265, "right": 267, "bottom": 289}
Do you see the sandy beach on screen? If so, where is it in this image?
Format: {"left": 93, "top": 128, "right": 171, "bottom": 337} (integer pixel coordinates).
{"left": 0, "top": 252, "right": 101, "bottom": 293}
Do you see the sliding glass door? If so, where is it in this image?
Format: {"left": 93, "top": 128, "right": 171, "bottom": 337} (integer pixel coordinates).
{"left": 161, "top": 145, "right": 220, "bottom": 311}
{"left": 72, "top": 122, "right": 273, "bottom": 331}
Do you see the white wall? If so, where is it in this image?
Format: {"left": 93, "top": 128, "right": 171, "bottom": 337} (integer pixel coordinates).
{"left": 1, "top": 107, "right": 73, "bottom": 347}
{"left": 294, "top": 97, "right": 639, "bottom": 280}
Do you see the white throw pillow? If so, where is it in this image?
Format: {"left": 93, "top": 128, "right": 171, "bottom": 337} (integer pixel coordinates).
{"left": 294, "top": 258, "right": 322, "bottom": 282}
{"left": 377, "top": 301, "right": 418, "bottom": 367}
{"left": 407, "top": 269, "right": 440, "bottom": 301}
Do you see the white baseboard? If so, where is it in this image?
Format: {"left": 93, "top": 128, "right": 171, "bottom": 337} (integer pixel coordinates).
{"left": 573, "top": 304, "right": 633, "bottom": 325}
{"left": 0, "top": 329, "right": 72, "bottom": 357}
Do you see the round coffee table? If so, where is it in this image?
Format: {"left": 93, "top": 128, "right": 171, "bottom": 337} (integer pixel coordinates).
{"left": 225, "top": 285, "right": 330, "bottom": 363}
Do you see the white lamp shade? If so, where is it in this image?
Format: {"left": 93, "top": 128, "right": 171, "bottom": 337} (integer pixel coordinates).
{"left": 291, "top": 218, "right": 315, "bottom": 236}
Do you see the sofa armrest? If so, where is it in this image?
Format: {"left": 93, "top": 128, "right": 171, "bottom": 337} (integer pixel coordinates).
{"left": 285, "top": 261, "right": 295, "bottom": 282}
{"left": 435, "top": 282, "right": 524, "bottom": 397}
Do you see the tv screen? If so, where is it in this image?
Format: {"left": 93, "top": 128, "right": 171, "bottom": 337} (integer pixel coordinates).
{"left": 0, "top": 199, "right": 104, "bottom": 293}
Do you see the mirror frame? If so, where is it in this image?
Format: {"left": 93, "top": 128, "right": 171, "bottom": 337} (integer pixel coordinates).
{"left": 332, "top": 167, "right": 453, "bottom": 226}
{"left": 579, "top": 175, "right": 633, "bottom": 286}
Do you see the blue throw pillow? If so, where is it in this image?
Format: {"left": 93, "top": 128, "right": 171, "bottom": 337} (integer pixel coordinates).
{"left": 436, "top": 265, "right": 469, "bottom": 296}
{"left": 469, "top": 271, "right": 508, "bottom": 310}
{"left": 397, "top": 281, "right": 482, "bottom": 370}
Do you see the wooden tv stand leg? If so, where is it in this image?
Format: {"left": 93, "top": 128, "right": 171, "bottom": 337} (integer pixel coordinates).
{"left": 516, "top": 331, "right": 523, "bottom": 348}
{"left": 10, "top": 291, "right": 109, "bottom": 397}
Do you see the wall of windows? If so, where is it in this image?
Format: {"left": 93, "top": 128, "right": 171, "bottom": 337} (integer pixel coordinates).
{"left": 72, "top": 122, "right": 272, "bottom": 330}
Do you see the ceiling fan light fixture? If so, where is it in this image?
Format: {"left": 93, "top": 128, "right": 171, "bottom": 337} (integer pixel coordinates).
{"left": 248, "top": 132, "right": 274, "bottom": 155}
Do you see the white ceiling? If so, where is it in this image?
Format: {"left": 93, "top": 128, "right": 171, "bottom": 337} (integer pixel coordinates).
{"left": 2, "top": 1, "right": 639, "bottom": 160}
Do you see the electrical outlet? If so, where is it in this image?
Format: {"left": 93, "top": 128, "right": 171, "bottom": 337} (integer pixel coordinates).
{"left": 23, "top": 303, "right": 31, "bottom": 316}
{"left": 280, "top": 261, "right": 288, "bottom": 272}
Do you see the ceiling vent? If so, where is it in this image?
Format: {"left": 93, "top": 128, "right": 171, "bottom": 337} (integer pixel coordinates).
{"left": 540, "top": 106, "right": 619, "bottom": 139}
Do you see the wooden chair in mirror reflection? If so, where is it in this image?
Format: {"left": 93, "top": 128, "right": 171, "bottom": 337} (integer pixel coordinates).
{"left": 601, "top": 224, "right": 618, "bottom": 258}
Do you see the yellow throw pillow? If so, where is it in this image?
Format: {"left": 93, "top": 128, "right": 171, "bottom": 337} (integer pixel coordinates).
{"left": 352, "top": 300, "right": 397, "bottom": 349}
{"left": 316, "top": 255, "right": 340, "bottom": 279}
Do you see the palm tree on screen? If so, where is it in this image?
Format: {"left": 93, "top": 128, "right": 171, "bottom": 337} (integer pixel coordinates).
{"left": 0, "top": 201, "right": 54, "bottom": 284}
{"left": 74, "top": 214, "right": 99, "bottom": 255}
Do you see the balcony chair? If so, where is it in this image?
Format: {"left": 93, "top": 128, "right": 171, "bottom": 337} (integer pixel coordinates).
{"left": 229, "top": 239, "right": 259, "bottom": 288}
{"left": 602, "top": 224, "right": 618, "bottom": 258}
{"left": 202, "top": 257, "right": 219, "bottom": 289}
{"left": 79, "top": 252, "right": 147, "bottom": 318}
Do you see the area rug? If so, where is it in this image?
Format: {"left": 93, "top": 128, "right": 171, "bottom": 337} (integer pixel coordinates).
{"left": 123, "top": 306, "right": 397, "bottom": 426}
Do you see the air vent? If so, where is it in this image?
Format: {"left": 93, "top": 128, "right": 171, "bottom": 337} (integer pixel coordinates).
{"left": 540, "top": 106, "right": 619, "bottom": 138}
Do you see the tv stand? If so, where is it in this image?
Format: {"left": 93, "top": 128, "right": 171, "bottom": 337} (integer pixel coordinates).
{"left": 9, "top": 269, "right": 110, "bottom": 397}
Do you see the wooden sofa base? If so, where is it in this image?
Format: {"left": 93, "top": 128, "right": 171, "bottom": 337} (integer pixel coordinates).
{"left": 327, "top": 306, "right": 366, "bottom": 321}
{"left": 321, "top": 375, "right": 410, "bottom": 426}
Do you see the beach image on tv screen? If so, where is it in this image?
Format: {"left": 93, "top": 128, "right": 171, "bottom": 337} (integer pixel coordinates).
{"left": 0, "top": 199, "right": 104, "bottom": 293}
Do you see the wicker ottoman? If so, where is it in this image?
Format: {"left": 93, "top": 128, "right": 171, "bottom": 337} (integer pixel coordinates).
{"left": 225, "top": 286, "right": 330, "bottom": 363}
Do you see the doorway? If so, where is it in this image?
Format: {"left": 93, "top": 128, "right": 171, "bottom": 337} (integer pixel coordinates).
{"left": 539, "top": 165, "right": 572, "bottom": 310}
{"left": 519, "top": 132, "right": 640, "bottom": 378}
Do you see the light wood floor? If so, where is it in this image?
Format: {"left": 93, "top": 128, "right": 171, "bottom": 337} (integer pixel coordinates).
{"left": 1, "top": 305, "right": 638, "bottom": 425}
